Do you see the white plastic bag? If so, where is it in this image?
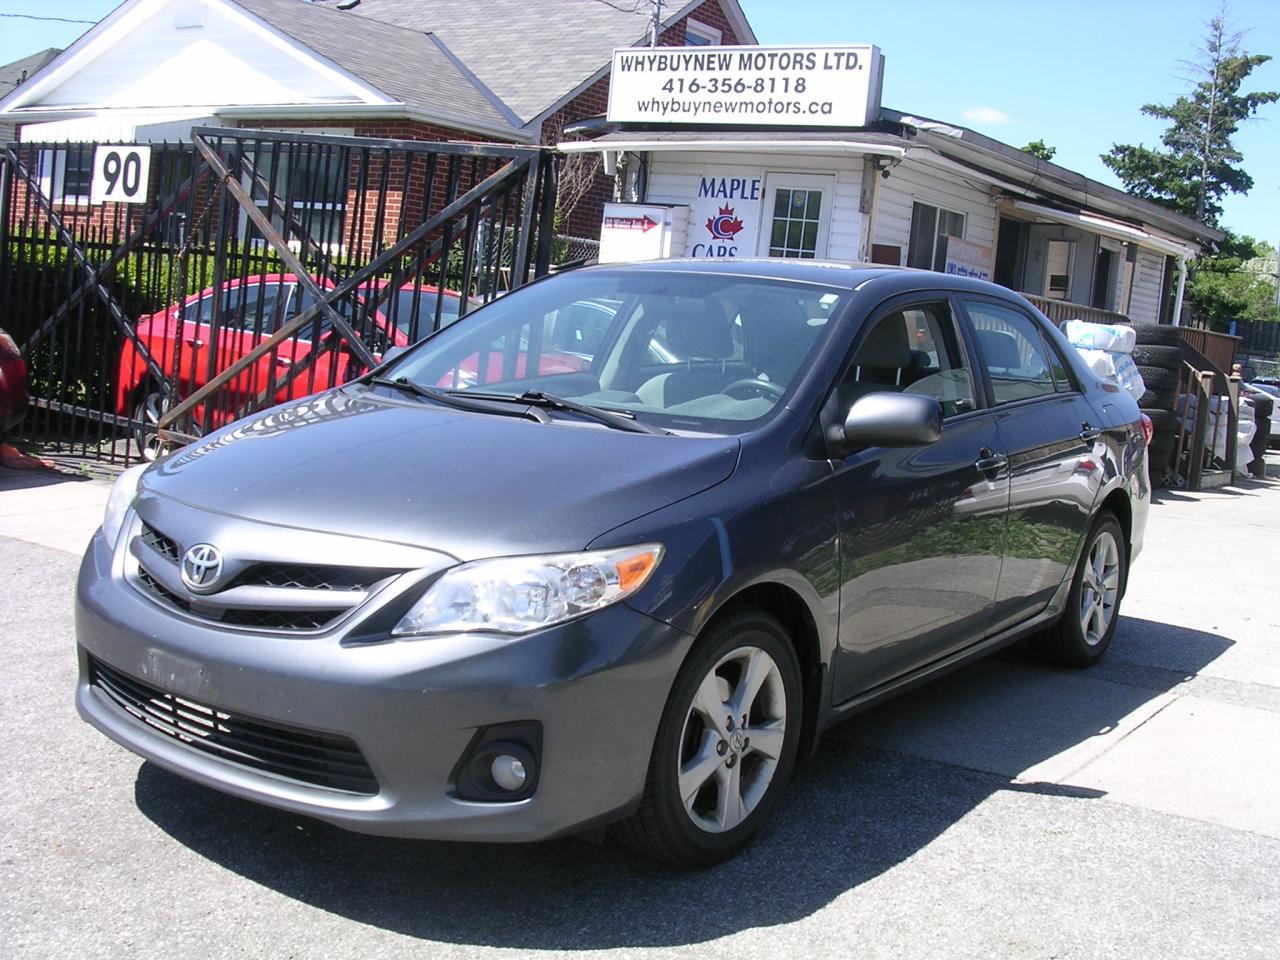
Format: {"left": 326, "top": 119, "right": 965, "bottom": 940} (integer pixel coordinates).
{"left": 1076, "top": 347, "right": 1146, "bottom": 403}
{"left": 1064, "top": 319, "right": 1136, "bottom": 354}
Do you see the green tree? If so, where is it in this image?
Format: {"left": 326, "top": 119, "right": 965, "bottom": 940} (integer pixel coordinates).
{"left": 1020, "top": 139, "right": 1057, "bottom": 161}
{"left": 1102, "top": 7, "right": 1277, "bottom": 329}
{"left": 1101, "top": 9, "right": 1277, "bottom": 226}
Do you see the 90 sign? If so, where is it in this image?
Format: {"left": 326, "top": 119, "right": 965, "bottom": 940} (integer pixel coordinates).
{"left": 90, "top": 145, "right": 152, "bottom": 205}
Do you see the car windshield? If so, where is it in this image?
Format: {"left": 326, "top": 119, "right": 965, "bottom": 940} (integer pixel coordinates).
{"left": 381, "top": 269, "right": 849, "bottom": 434}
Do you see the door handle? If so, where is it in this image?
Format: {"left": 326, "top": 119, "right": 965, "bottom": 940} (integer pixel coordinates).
{"left": 974, "top": 448, "right": 1008, "bottom": 473}
{"left": 1080, "top": 422, "right": 1102, "bottom": 443}
{"left": 184, "top": 337, "right": 204, "bottom": 348}
{"left": 274, "top": 356, "right": 292, "bottom": 367}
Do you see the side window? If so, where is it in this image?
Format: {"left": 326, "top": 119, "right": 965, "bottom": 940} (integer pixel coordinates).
{"left": 1040, "top": 332, "right": 1076, "bottom": 393}
{"left": 963, "top": 300, "right": 1056, "bottom": 404}
{"left": 839, "top": 302, "right": 976, "bottom": 419}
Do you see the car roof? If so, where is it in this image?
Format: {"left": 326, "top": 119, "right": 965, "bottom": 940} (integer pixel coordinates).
{"left": 572, "top": 258, "right": 1027, "bottom": 301}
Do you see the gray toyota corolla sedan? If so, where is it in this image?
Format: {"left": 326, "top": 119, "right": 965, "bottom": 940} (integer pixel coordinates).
{"left": 76, "top": 260, "right": 1148, "bottom": 866}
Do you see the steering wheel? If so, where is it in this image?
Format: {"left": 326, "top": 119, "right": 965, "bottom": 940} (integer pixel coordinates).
{"left": 723, "top": 377, "right": 785, "bottom": 400}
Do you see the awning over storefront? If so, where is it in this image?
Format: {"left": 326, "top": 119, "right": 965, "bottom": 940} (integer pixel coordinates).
{"left": 1007, "top": 199, "right": 1198, "bottom": 260}
{"left": 18, "top": 112, "right": 216, "bottom": 143}
{"left": 558, "top": 128, "right": 912, "bottom": 159}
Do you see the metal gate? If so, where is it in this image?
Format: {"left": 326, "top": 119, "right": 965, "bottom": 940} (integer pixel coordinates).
{"left": 0, "top": 127, "right": 558, "bottom": 466}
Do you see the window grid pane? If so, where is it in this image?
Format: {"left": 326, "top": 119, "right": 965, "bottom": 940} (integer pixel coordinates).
{"left": 769, "top": 188, "right": 822, "bottom": 259}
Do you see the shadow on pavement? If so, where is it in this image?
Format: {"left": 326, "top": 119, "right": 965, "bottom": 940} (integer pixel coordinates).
{"left": 0, "top": 465, "right": 94, "bottom": 491}
{"left": 133, "top": 615, "right": 1232, "bottom": 949}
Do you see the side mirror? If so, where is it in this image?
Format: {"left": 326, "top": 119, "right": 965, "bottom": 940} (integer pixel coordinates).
{"left": 842, "top": 392, "right": 943, "bottom": 447}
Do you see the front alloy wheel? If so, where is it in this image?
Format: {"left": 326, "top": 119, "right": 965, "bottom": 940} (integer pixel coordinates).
{"left": 613, "top": 608, "right": 802, "bottom": 867}
{"left": 679, "top": 646, "right": 787, "bottom": 833}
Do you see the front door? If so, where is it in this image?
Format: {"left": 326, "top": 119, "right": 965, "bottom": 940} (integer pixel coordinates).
{"left": 830, "top": 298, "right": 1008, "bottom": 703}
{"left": 957, "top": 296, "right": 1102, "bottom": 632}
{"left": 757, "top": 173, "right": 835, "bottom": 259}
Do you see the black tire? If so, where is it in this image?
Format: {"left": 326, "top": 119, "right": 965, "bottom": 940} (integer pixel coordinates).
{"left": 1137, "top": 365, "right": 1181, "bottom": 391}
{"left": 1131, "top": 344, "right": 1183, "bottom": 368}
{"left": 1131, "top": 322, "right": 1180, "bottom": 346}
{"left": 1139, "top": 387, "right": 1179, "bottom": 411}
{"left": 1148, "top": 440, "right": 1176, "bottom": 474}
{"left": 1140, "top": 408, "right": 1179, "bottom": 435}
{"left": 612, "top": 608, "right": 803, "bottom": 867}
{"left": 1027, "top": 513, "right": 1128, "bottom": 667}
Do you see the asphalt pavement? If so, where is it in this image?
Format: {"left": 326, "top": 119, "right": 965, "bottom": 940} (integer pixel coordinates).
{"left": 1, "top": 465, "right": 1277, "bottom": 959}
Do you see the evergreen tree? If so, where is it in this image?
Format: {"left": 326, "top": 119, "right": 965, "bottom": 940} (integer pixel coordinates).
{"left": 1102, "top": 10, "right": 1277, "bottom": 227}
{"left": 1103, "top": 8, "right": 1277, "bottom": 329}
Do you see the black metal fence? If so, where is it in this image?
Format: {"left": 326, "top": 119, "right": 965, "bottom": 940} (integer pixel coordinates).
{"left": 1, "top": 128, "right": 558, "bottom": 465}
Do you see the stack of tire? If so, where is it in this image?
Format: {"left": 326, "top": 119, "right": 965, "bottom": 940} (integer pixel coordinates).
{"left": 1131, "top": 323, "right": 1183, "bottom": 486}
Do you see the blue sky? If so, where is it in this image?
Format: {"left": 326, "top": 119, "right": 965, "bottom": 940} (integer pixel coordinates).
{"left": 3, "top": 0, "right": 1277, "bottom": 242}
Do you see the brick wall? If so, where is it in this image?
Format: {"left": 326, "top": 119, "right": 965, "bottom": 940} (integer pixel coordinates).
{"left": 540, "top": 0, "right": 748, "bottom": 240}
{"left": 227, "top": 119, "right": 520, "bottom": 256}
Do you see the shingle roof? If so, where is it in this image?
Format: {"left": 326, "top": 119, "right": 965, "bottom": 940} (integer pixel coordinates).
{"left": 313, "top": 0, "right": 662, "bottom": 123}
{"left": 1, "top": 48, "right": 61, "bottom": 142}
{"left": 234, "top": 0, "right": 521, "bottom": 134}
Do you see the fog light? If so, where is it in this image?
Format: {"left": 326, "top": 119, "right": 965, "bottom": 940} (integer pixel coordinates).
{"left": 491, "top": 754, "right": 527, "bottom": 791}
{"left": 450, "top": 722, "right": 542, "bottom": 802}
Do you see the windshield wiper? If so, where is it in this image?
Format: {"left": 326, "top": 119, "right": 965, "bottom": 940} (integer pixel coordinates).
{"left": 460, "top": 389, "right": 669, "bottom": 436}
{"left": 368, "top": 377, "right": 549, "bottom": 423}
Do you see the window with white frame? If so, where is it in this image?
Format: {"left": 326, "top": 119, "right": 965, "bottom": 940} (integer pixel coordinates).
{"left": 685, "top": 19, "right": 722, "bottom": 46}
{"left": 39, "top": 147, "right": 95, "bottom": 203}
{"left": 907, "top": 201, "right": 965, "bottom": 272}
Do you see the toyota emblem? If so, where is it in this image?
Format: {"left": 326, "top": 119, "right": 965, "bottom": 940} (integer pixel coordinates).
{"left": 181, "top": 543, "right": 224, "bottom": 593}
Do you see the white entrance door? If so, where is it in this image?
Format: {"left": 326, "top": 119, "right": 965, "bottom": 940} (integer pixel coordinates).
{"left": 757, "top": 173, "right": 835, "bottom": 259}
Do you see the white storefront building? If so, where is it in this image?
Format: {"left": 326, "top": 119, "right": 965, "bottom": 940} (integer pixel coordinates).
{"left": 562, "top": 44, "right": 1221, "bottom": 325}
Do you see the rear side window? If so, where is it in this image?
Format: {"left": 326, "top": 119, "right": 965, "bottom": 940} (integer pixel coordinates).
{"left": 962, "top": 300, "right": 1056, "bottom": 404}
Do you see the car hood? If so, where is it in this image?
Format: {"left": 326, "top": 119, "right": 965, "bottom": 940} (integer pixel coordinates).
{"left": 142, "top": 387, "right": 740, "bottom": 560}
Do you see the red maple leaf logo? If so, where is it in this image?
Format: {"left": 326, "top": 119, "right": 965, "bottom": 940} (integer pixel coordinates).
{"left": 706, "top": 204, "right": 745, "bottom": 240}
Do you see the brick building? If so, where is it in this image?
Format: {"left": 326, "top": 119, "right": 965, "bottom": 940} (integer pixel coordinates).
{"left": 0, "top": 0, "right": 755, "bottom": 243}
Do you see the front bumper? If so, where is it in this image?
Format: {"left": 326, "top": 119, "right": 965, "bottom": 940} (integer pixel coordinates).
{"left": 75, "top": 528, "right": 692, "bottom": 841}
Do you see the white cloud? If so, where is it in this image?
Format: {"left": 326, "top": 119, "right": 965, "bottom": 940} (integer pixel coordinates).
{"left": 962, "top": 106, "right": 1014, "bottom": 125}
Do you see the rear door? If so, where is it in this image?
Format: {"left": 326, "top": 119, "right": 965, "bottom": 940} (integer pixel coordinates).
{"left": 831, "top": 296, "right": 1009, "bottom": 703}
{"left": 957, "top": 296, "right": 1103, "bottom": 632}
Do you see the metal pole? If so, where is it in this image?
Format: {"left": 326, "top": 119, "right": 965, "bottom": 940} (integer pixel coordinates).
{"left": 1171, "top": 255, "right": 1188, "bottom": 327}
{"left": 650, "top": 0, "right": 663, "bottom": 47}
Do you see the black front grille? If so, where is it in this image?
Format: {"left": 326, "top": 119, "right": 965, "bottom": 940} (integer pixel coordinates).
{"left": 233, "top": 563, "right": 395, "bottom": 592}
{"left": 220, "top": 608, "right": 338, "bottom": 631}
{"left": 89, "top": 656, "right": 378, "bottom": 795}
{"left": 137, "top": 566, "right": 190, "bottom": 612}
{"left": 139, "top": 523, "right": 181, "bottom": 564}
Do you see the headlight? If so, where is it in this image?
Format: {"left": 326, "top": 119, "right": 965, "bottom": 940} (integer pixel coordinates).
{"left": 392, "top": 543, "right": 664, "bottom": 638}
{"left": 101, "top": 463, "right": 148, "bottom": 549}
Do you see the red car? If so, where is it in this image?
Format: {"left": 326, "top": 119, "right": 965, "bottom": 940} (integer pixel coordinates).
{"left": 0, "top": 325, "right": 28, "bottom": 435}
{"left": 116, "top": 275, "right": 475, "bottom": 459}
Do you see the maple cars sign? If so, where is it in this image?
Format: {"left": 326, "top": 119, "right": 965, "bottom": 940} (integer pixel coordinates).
{"left": 688, "top": 174, "right": 761, "bottom": 258}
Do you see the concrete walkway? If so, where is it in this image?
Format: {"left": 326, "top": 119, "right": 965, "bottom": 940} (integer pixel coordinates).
{"left": 0, "top": 467, "right": 113, "bottom": 556}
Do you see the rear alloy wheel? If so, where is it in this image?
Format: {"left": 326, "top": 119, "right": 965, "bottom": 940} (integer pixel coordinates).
{"left": 132, "top": 388, "right": 166, "bottom": 462}
{"left": 613, "top": 609, "right": 802, "bottom": 867}
{"left": 1028, "top": 513, "right": 1127, "bottom": 666}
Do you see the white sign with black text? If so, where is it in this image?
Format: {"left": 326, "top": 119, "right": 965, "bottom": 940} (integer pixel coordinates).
{"left": 607, "top": 44, "right": 883, "bottom": 127}
{"left": 943, "top": 237, "right": 993, "bottom": 281}
{"left": 90, "top": 145, "right": 152, "bottom": 205}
